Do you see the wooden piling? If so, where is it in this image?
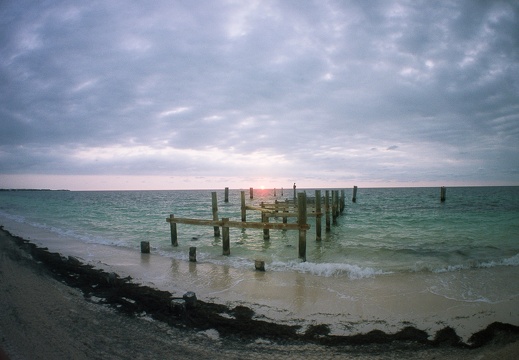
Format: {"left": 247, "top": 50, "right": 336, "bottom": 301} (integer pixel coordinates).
{"left": 140, "top": 241, "right": 150, "bottom": 253}
{"left": 332, "top": 190, "right": 339, "bottom": 225}
{"left": 212, "top": 192, "right": 220, "bottom": 237}
{"left": 183, "top": 291, "right": 197, "bottom": 308}
{"left": 325, "top": 190, "right": 331, "bottom": 232}
{"left": 241, "top": 191, "right": 246, "bottom": 222}
{"left": 255, "top": 260, "right": 265, "bottom": 271}
{"left": 315, "top": 190, "right": 322, "bottom": 241}
{"left": 283, "top": 198, "right": 289, "bottom": 224}
{"left": 189, "top": 247, "right": 197, "bottom": 262}
{"left": 340, "top": 189, "right": 345, "bottom": 213}
{"left": 222, "top": 218, "right": 230, "bottom": 255}
{"left": 298, "top": 192, "right": 307, "bottom": 261}
{"left": 170, "top": 214, "right": 178, "bottom": 246}
{"left": 293, "top": 183, "right": 296, "bottom": 203}
{"left": 170, "top": 299, "right": 186, "bottom": 315}
{"left": 440, "top": 186, "right": 446, "bottom": 202}
{"left": 224, "top": 187, "right": 229, "bottom": 203}
{"left": 261, "top": 203, "right": 270, "bottom": 240}
{"left": 250, "top": 187, "right": 254, "bottom": 199}
{"left": 352, "top": 185, "right": 358, "bottom": 203}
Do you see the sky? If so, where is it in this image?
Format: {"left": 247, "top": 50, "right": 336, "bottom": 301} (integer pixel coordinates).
{"left": 1, "top": 0, "right": 518, "bottom": 190}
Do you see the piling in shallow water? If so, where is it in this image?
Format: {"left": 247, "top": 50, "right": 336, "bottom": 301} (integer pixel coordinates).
{"left": 325, "top": 190, "right": 331, "bottom": 232}
{"left": 189, "top": 247, "right": 197, "bottom": 262}
{"left": 440, "top": 186, "right": 447, "bottom": 202}
{"left": 298, "top": 192, "right": 307, "bottom": 261}
{"left": 315, "top": 190, "right": 322, "bottom": 241}
{"left": 169, "top": 214, "right": 178, "bottom": 246}
{"left": 255, "top": 260, "right": 265, "bottom": 271}
{"left": 222, "top": 218, "right": 230, "bottom": 255}
{"left": 212, "top": 192, "right": 220, "bottom": 237}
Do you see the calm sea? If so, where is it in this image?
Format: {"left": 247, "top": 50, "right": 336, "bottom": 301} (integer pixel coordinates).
{"left": 1, "top": 187, "right": 518, "bottom": 278}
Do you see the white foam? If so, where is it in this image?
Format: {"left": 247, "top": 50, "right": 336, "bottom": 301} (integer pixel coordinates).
{"left": 431, "top": 253, "right": 519, "bottom": 274}
{"left": 270, "top": 260, "right": 388, "bottom": 279}
{"left": 480, "top": 253, "right": 519, "bottom": 268}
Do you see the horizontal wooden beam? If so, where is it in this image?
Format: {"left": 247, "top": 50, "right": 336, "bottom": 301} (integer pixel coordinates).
{"left": 166, "top": 217, "right": 310, "bottom": 230}
{"left": 265, "top": 212, "right": 322, "bottom": 218}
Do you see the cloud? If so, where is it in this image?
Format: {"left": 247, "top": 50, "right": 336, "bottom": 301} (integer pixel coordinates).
{"left": 0, "top": 0, "right": 518, "bottom": 189}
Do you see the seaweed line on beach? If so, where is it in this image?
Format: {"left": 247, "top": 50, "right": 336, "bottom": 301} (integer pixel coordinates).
{"left": 2, "top": 226, "right": 518, "bottom": 350}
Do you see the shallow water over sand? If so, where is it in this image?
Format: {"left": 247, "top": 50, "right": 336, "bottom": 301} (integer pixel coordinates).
{"left": 2, "top": 215, "right": 518, "bottom": 342}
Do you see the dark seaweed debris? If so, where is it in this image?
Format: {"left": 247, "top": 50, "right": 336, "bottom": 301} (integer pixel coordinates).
{"left": 3, "top": 226, "right": 519, "bottom": 348}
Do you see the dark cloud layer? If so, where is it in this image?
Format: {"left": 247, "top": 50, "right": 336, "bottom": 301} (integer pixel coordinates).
{"left": 1, "top": 0, "right": 518, "bottom": 189}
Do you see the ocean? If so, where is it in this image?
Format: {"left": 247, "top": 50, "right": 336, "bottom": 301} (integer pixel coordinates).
{"left": 1, "top": 186, "right": 518, "bottom": 341}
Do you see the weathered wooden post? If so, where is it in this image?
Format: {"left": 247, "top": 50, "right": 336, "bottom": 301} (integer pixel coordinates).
{"left": 250, "top": 187, "right": 254, "bottom": 199}
{"left": 440, "top": 186, "right": 446, "bottom": 202}
{"left": 293, "top": 183, "right": 296, "bottom": 203}
{"left": 222, "top": 218, "right": 230, "bottom": 255}
{"left": 169, "top": 214, "right": 178, "bottom": 246}
{"left": 170, "top": 298, "right": 186, "bottom": 315}
{"left": 255, "top": 260, "right": 265, "bottom": 271}
{"left": 283, "top": 199, "right": 289, "bottom": 224}
{"left": 189, "top": 247, "right": 197, "bottom": 262}
{"left": 352, "top": 185, "right": 358, "bottom": 203}
{"left": 340, "top": 189, "right": 345, "bottom": 213}
{"left": 261, "top": 202, "right": 270, "bottom": 240}
{"left": 274, "top": 188, "right": 276, "bottom": 197}
{"left": 141, "top": 241, "right": 150, "bottom": 253}
{"left": 315, "top": 190, "right": 322, "bottom": 241}
{"left": 241, "top": 191, "right": 246, "bottom": 222}
{"left": 212, "top": 192, "right": 220, "bottom": 237}
{"left": 332, "top": 190, "right": 339, "bottom": 225}
{"left": 325, "top": 190, "right": 331, "bottom": 232}
{"left": 224, "top": 187, "right": 229, "bottom": 203}
{"left": 298, "top": 192, "right": 307, "bottom": 261}
{"left": 183, "top": 291, "right": 197, "bottom": 308}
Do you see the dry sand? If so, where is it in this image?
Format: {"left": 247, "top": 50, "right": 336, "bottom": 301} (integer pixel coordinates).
{"left": 1, "top": 227, "right": 518, "bottom": 360}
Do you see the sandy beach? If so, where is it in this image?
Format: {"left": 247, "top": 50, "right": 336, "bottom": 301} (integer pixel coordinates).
{"left": 1, "top": 227, "right": 518, "bottom": 359}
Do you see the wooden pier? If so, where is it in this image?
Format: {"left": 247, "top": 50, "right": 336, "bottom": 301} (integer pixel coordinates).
{"left": 166, "top": 187, "right": 352, "bottom": 263}
{"left": 167, "top": 191, "right": 312, "bottom": 261}
{"left": 163, "top": 185, "right": 451, "bottom": 265}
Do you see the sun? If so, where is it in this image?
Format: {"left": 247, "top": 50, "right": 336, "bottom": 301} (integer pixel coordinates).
{"left": 260, "top": 185, "right": 265, "bottom": 190}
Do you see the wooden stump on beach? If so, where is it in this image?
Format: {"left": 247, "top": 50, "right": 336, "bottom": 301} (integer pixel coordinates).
{"left": 183, "top": 291, "right": 197, "bottom": 308}
{"left": 140, "top": 241, "right": 150, "bottom": 253}
{"left": 170, "top": 299, "right": 186, "bottom": 316}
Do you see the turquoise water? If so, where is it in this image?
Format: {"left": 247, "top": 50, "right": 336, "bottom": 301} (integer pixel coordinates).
{"left": 1, "top": 187, "right": 518, "bottom": 279}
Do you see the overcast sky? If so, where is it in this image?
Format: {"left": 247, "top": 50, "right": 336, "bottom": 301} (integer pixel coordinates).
{"left": 1, "top": 0, "right": 518, "bottom": 190}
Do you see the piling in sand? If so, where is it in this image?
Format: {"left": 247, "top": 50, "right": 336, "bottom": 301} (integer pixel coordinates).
{"left": 140, "top": 241, "right": 150, "bottom": 253}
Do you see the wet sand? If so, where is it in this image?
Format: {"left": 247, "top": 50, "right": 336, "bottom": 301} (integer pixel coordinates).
{"left": 1, "top": 226, "right": 519, "bottom": 359}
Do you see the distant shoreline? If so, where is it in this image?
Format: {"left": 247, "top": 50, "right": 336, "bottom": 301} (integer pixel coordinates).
{"left": 0, "top": 188, "right": 70, "bottom": 192}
